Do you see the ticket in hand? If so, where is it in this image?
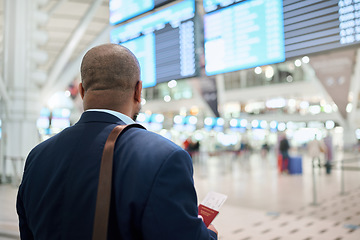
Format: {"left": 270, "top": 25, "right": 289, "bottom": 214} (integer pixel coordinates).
{"left": 198, "top": 192, "right": 227, "bottom": 227}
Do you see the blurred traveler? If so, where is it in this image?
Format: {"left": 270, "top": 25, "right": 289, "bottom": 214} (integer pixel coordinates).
{"left": 183, "top": 136, "right": 192, "bottom": 151}
{"left": 183, "top": 136, "right": 196, "bottom": 160}
{"left": 279, "top": 134, "right": 290, "bottom": 173}
{"left": 16, "top": 43, "right": 217, "bottom": 240}
{"left": 323, "top": 135, "right": 333, "bottom": 174}
{"left": 237, "top": 138, "right": 251, "bottom": 159}
{"left": 189, "top": 140, "right": 201, "bottom": 163}
{"left": 308, "top": 134, "right": 327, "bottom": 170}
{"left": 261, "top": 142, "right": 270, "bottom": 158}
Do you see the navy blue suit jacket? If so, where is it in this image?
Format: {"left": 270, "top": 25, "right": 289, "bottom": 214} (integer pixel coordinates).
{"left": 17, "top": 111, "right": 217, "bottom": 240}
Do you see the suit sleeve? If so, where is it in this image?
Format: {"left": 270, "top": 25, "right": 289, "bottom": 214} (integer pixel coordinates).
{"left": 141, "top": 149, "right": 217, "bottom": 240}
{"left": 16, "top": 151, "right": 35, "bottom": 240}
{"left": 17, "top": 189, "right": 34, "bottom": 240}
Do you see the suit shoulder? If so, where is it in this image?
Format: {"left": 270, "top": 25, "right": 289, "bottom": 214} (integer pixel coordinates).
{"left": 122, "top": 127, "right": 183, "bottom": 153}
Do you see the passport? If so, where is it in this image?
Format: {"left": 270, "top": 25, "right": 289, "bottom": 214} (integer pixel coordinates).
{"left": 198, "top": 192, "right": 227, "bottom": 227}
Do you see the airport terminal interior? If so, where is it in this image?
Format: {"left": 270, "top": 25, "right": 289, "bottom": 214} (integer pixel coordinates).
{"left": 1, "top": 0, "right": 360, "bottom": 239}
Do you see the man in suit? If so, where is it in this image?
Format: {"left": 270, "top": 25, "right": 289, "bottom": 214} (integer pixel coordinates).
{"left": 17, "top": 43, "right": 218, "bottom": 239}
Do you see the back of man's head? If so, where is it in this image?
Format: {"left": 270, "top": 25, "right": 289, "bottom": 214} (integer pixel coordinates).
{"left": 80, "top": 43, "right": 140, "bottom": 93}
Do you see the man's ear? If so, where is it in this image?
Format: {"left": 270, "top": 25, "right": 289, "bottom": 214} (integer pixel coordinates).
{"left": 79, "top": 83, "right": 85, "bottom": 99}
{"left": 134, "top": 81, "right": 142, "bottom": 103}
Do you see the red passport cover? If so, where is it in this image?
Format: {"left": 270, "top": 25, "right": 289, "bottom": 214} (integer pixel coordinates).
{"left": 198, "top": 204, "right": 219, "bottom": 227}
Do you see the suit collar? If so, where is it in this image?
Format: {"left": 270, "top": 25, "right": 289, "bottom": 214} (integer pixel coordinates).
{"left": 86, "top": 109, "right": 135, "bottom": 124}
{"left": 76, "top": 111, "right": 126, "bottom": 125}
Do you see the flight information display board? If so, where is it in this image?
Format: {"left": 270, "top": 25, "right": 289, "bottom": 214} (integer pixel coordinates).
{"left": 203, "top": 0, "right": 285, "bottom": 76}
{"left": 110, "top": 0, "right": 197, "bottom": 88}
{"left": 203, "top": 0, "right": 360, "bottom": 74}
{"left": 109, "top": 0, "right": 174, "bottom": 25}
{"left": 283, "top": 0, "right": 360, "bottom": 58}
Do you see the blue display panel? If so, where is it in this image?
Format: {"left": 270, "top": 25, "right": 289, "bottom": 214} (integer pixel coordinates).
{"left": 110, "top": 0, "right": 197, "bottom": 88}
{"left": 204, "top": 0, "right": 285, "bottom": 76}
{"left": 109, "top": 0, "right": 174, "bottom": 25}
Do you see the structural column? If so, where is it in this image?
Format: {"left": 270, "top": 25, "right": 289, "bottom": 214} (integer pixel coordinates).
{"left": 1, "top": 0, "right": 43, "bottom": 183}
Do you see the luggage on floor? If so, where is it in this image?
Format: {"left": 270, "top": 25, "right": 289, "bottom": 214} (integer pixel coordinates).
{"left": 288, "top": 156, "right": 302, "bottom": 174}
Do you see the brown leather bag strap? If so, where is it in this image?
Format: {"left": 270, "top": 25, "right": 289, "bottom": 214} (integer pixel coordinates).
{"left": 92, "top": 123, "right": 145, "bottom": 240}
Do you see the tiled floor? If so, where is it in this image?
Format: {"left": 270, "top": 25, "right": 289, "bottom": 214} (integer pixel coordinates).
{"left": 194, "top": 149, "right": 360, "bottom": 240}
{"left": 1, "top": 149, "right": 359, "bottom": 239}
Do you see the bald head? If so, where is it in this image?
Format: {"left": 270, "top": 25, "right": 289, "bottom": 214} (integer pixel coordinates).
{"left": 79, "top": 43, "right": 143, "bottom": 119}
{"left": 80, "top": 43, "right": 140, "bottom": 93}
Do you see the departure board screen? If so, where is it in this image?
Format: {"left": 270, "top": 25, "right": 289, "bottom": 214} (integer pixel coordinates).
{"left": 283, "top": 0, "right": 360, "bottom": 58}
{"left": 204, "top": 0, "right": 360, "bottom": 69}
{"left": 109, "top": 0, "right": 174, "bottom": 25}
{"left": 110, "top": 0, "right": 197, "bottom": 88}
{"left": 204, "top": 0, "right": 285, "bottom": 76}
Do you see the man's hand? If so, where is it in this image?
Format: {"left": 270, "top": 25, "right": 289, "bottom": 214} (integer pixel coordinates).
{"left": 207, "top": 224, "right": 218, "bottom": 235}
{"left": 198, "top": 215, "right": 218, "bottom": 235}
